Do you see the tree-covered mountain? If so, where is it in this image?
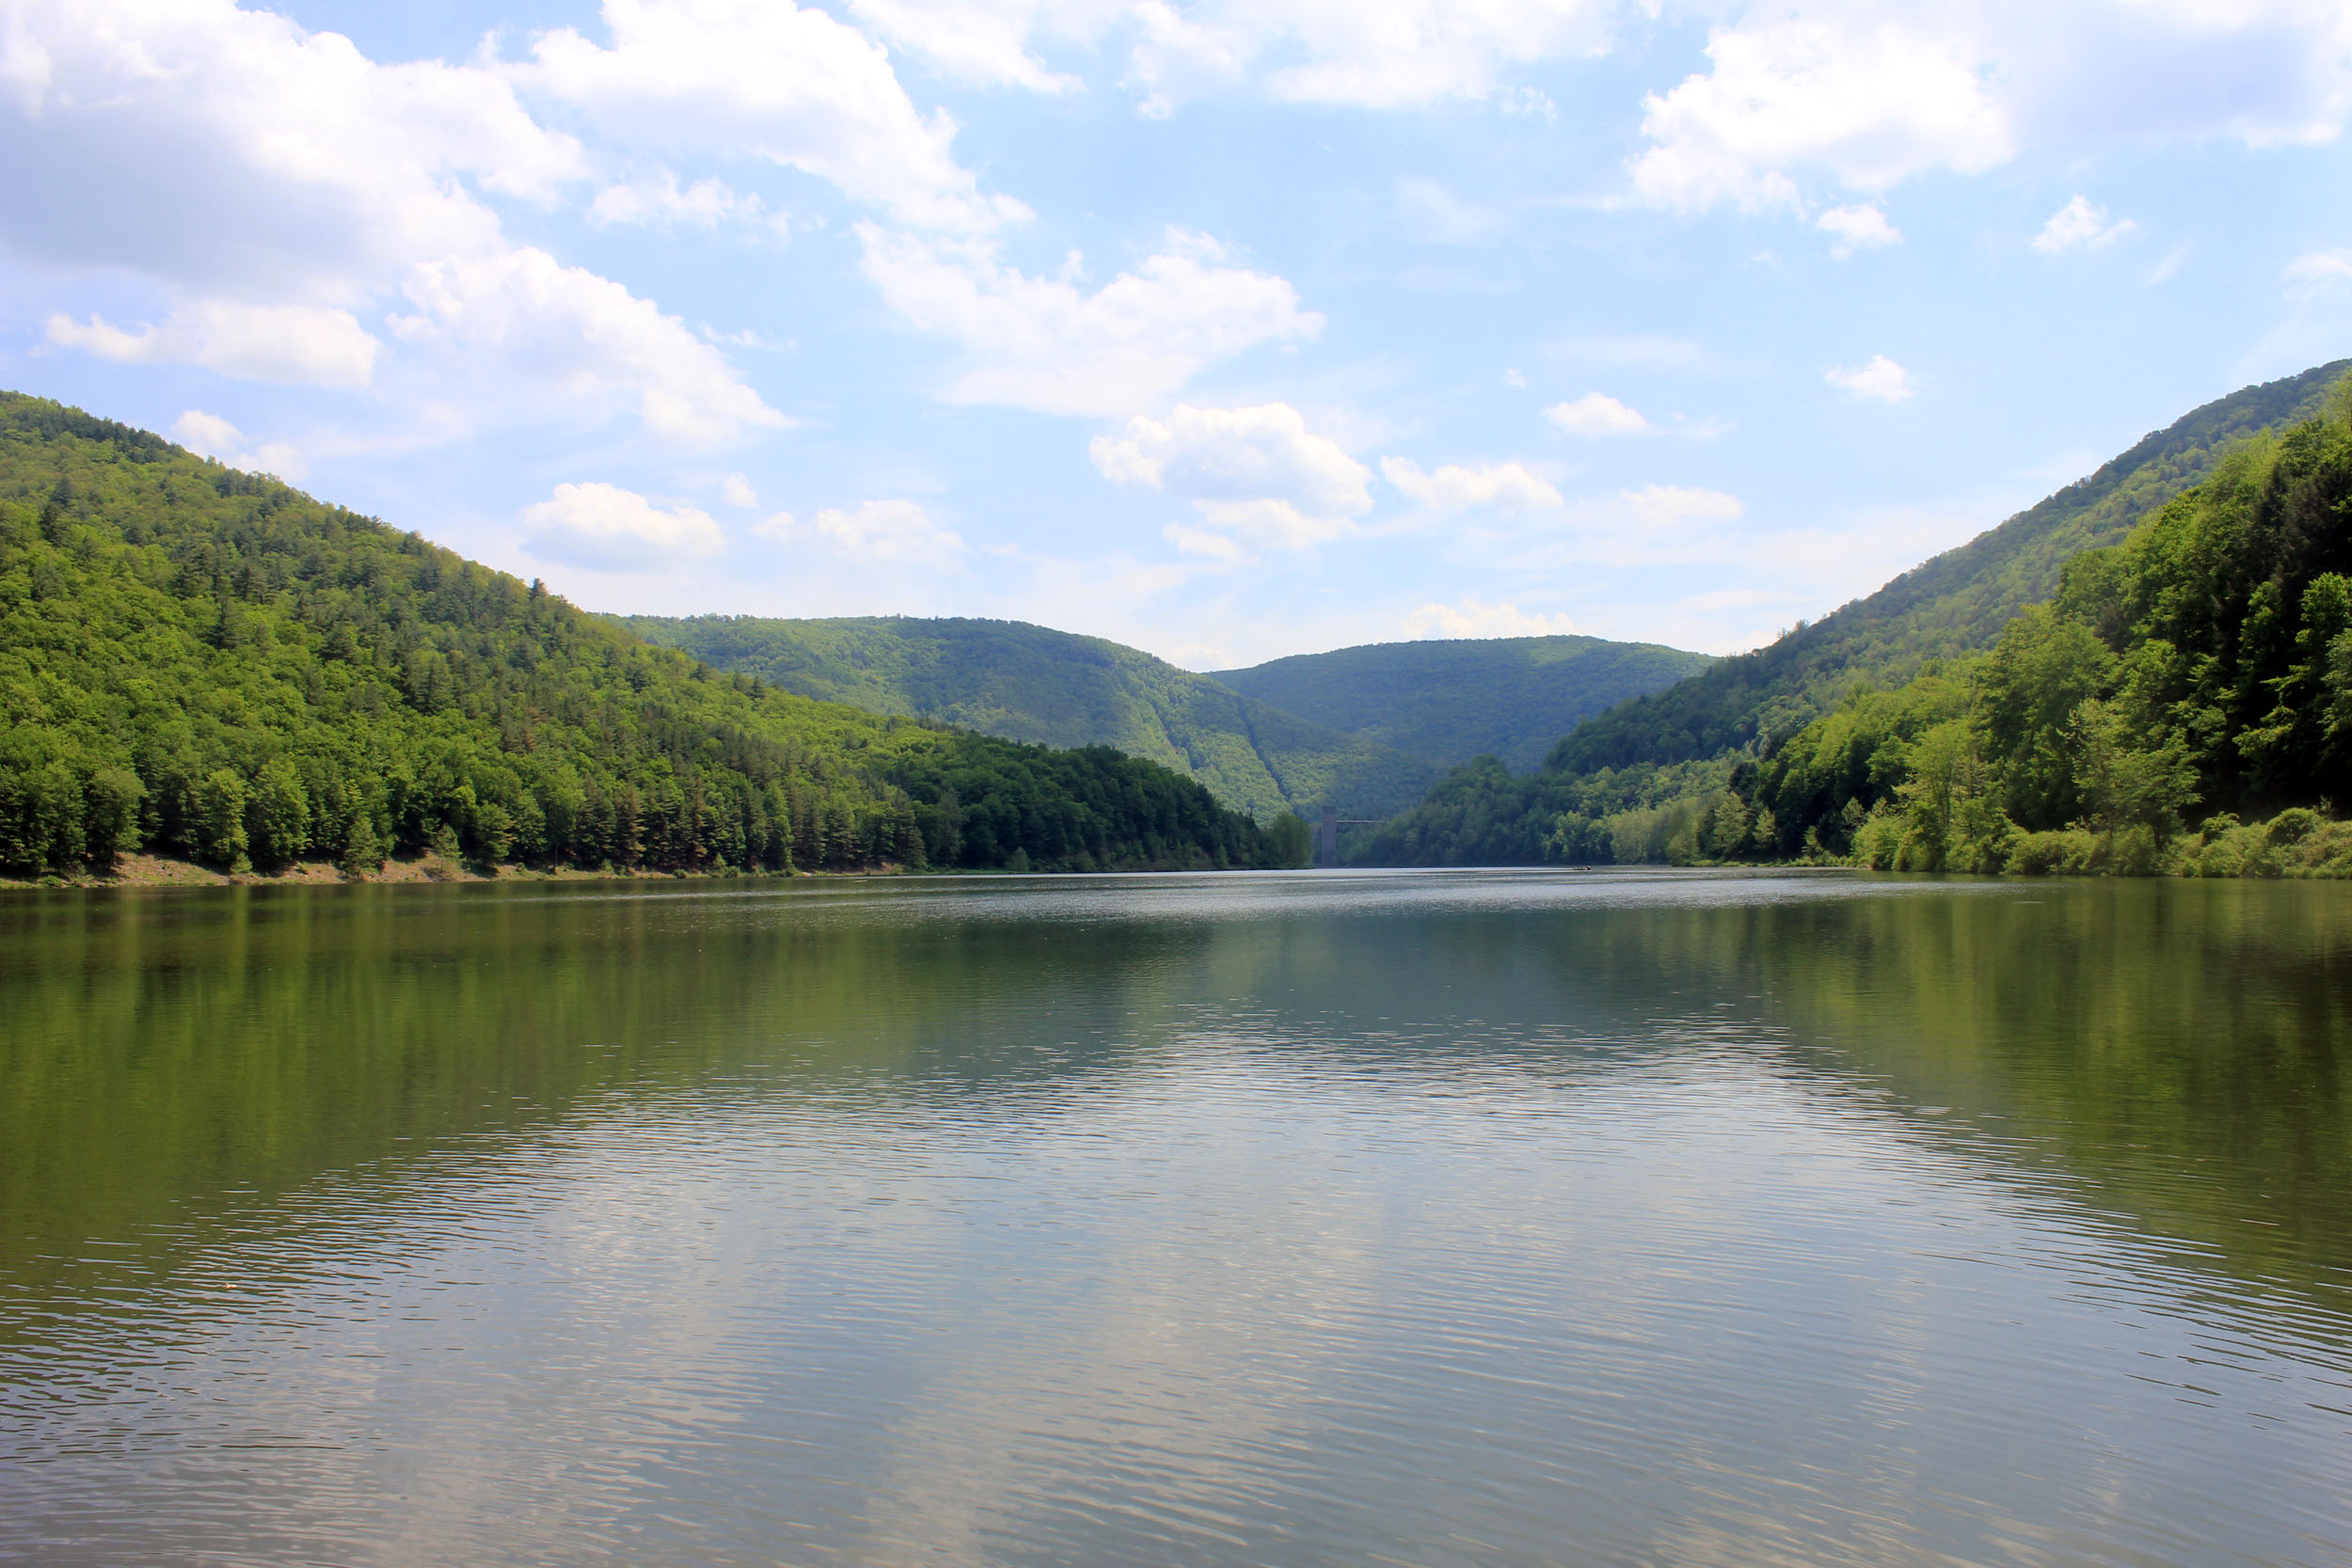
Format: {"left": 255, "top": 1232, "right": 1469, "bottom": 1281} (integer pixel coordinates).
{"left": 1715, "top": 384, "right": 2352, "bottom": 877}
{"left": 1553, "top": 358, "right": 2352, "bottom": 775}
{"left": 1366, "top": 361, "right": 2352, "bottom": 869}
{"left": 0, "top": 393, "right": 1292, "bottom": 879}
{"left": 1204, "top": 635, "right": 1712, "bottom": 772}
{"left": 618, "top": 613, "right": 1444, "bottom": 819}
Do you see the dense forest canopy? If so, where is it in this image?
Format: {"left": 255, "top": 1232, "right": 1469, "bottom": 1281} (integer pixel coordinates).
{"left": 1206, "top": 634, "right": 1711, "bottom": 772}
{"left": 0, "top": 393, "right": 1293, "bottom": 879}
{"left": 1724, "top": 385, "right": 2352, "bottom": 876}
{"left": 1365, "top": 366, "right": 2352, "bottom": 874}
{"left": 1551, "top": 359, "right": 2352, "bottom": 776}
{"left": 620, "top": 612, "right": 1442, "bottom": 819}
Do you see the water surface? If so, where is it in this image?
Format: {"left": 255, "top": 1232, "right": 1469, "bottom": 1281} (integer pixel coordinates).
{"left": 4, "top": 869, "right": 2350, "bottom": 1565}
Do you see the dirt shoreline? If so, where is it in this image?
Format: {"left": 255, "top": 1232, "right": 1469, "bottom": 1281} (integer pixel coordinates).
{"left": 0, "top": 852, "right": 894, "bottom": 892}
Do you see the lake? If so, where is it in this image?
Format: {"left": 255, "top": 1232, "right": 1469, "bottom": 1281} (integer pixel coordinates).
{"left": 4, "top": 869, "right": 2350, "bottom": 1566}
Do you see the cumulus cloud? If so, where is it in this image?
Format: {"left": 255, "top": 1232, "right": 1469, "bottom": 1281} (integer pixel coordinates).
{"left": 1630, "top": 2, "right": 2352, "bottom": 212}
{"left": 2031, "top": 195, "right": 2137, "bottom": 254}
{"left": 759, "top": 499, "right": 966, "bottom": 564}
{"left": 1817, "top": 202, "right": 1902, "bottom": 258}
{"left": 845, "top": 0, "right": 1116, "bottom": 92}
{"left": 390, "top": 247, "right": 786, "bottom": 445}
{"left": 0, "top": 0, "right": 582, "bottom": 296}
{"left": 3, "top": 2, "right": 785, "bottom": 447}
{"left": 1093, "top": 403, "right": 1370, "bottom": 550}
{"left": 517, "top": 0, "right": 1025, "bottom": 233}
{"left": 1380, "top": 457, "right": 1562, "bottom": 512}
{"left": 48, "top": 300, "right": 380, "bottom": 387}
{"left": 1406, "top": 598, "right": 1577, "bottom": 639}
{"left": 522, "top": 482, "right": 727, "bottom": 570}
{"left": 589, "top": 169, "right": 760, "bottom": 229}
{"left": 1544, "top": 392, "right": 1652, "bottom": 437}
{"left": 721, "top": 473, "right": 760, "bottom": 508}
{"left": 1127, "top": 0, "right": 1614, "bottom": 113}
{"left": 169, "top": 410, "right": 306, "bottom": 480}
{"left": 1632, "top": 14, "right": 2012, "bottom": 210}
{"left": 864, "top": 226, "right": 1320, "bottom": 415}
{"left": 1824, "top": 354, "right": 1915, "bottom": 404}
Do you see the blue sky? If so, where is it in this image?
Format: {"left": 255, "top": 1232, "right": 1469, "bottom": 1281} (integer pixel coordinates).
{"left": 4, "top": 0, "right": 2349, "bottom": 667}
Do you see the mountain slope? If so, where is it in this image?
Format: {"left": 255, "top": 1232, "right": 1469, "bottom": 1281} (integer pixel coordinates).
{"left": 0, "top": 393, "right": 1285, "bottom": 878}
{"left": 619, "top": 614, "right": 1444, "bottom": 819}
{"left": 1554, "top": 358, "right": 2352, "bottom": 774}
{"left": 1207, "top": 635, "right": 1712, "bottom": 771}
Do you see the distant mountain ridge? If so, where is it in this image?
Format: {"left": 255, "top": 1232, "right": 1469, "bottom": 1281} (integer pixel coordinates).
{"left": 617, "top": 614, "right": 1446, "bottom": 820}
{"left": 1209, "top": 635, "right": 1713, "bottom": 772}
{"left": 1552, "top": 358, "right": 2352, "bottom": 776}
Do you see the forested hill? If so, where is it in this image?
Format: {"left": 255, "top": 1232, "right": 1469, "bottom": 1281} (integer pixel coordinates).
{"left": 0, "top": 393, "right": 1287, "bottom": 879}
{"left": 1206, "top": 635, "right": 1711, "bottom": 772}
{"left": 618, "top": 614, "right": 1443, "bottom": 819}
{"left": 1553, "top": 358, "right": 2352, "bottom": 774}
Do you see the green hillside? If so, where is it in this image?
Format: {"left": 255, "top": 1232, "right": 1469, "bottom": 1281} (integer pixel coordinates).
{"left": 0, "top": 393, "right": 1289, "bottom": 879}
{"left": 1554, "top": 358, "right": 2352, "bottom": 774}
{"left": 1722, "top": 384, "right": 2352, "bottom": 876}
{"left": 1207, "top": 635, "right": 1712, "bottom": 771}
{"left": 618, "top": 614, "right": 1443, "bottom": 819}
{"left": 1364, "top": 360, "right": 2352, "bottom": 867}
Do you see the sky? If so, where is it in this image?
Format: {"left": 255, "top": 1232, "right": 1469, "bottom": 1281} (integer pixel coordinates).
{"left": 2, "top": 0, "right": 2349, "bottom": 669}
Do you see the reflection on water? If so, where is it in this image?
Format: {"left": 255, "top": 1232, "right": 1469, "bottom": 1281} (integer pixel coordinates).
{"left": 3, "top": 870, "right": 2349, "bottom": 1566}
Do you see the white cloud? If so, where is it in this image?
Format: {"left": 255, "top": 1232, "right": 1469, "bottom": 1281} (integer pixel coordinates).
{"left": 1406, "top": 598, "right": 1577, "bottom": 639}
{"left": 589, "top": 169, "right": 759, "bottom": 229}
{"left": 390, "top": 247, "right": 786, "bottom": 446}
{"left": 2031, "top": 195, "right": 2137, "bottom": 254}
{"left": 721, "top": 473, "right": 760, "bottom": 508}
{"left": 1824, "top": 354, "right": 1915, "bottom": 404}
{"left": 48, "top": 300, "right": 380, "bottom": 387}
{"left": 2286, "top": 250, "right": 2352, "bottom": 296}
{"left": 845, "top": 0, "right": 1117, "bottom": 92}
{"left": 1632, "top": 14, "right": 2012, "bottom": 210}
{"left": 1817, "top": 202, "right": 1902, "bottom": 258}
{"left": 762, "top": 499, "right": 967, "bottom": 564}
{"left": 0, "top": 0, "right": 583, "bottom": 298}
{"left": 1624, "top": 483, "right": 1745, "bottom": 531}
{"left": 1629, "top": 2, "right": 2352, "bottom": 212}
{"left": 517, "top": 0, "right": 1025, "bottom": 233}
{"left": 1544, "top": 392, "right": 1652, "bottom": 437}
{"left": 1127, "top": 0, "right": 1614, "bottom": 113}
{"left": 1093, "top": 403, "right": 1371, "bottom": 550}
{"left": 862, "top": 225, "right": 1321, "bottom": 415}
{"left": 169, "top": 409, "right": 306, "bottom": 480}
{"left": 1380, "top": 456, "right": 1562, "bottom": 512}
{"left": 522, "top": 482, "right": 727, "bottom": 570}
{"left": 3, "top": 3, "right": 787, "bottom": 447}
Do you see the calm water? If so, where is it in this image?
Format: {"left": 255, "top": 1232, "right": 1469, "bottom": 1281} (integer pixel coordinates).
{"left": 4, "top": 869, "right": 2351, "bottom": 1567}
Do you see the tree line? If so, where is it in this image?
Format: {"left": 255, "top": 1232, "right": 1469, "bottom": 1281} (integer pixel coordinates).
{"left": 1363, "top": 372, "right": 2352, "bottom": 877}
{"left": 0, "top": 394, "right": 1297, "bottom": 879}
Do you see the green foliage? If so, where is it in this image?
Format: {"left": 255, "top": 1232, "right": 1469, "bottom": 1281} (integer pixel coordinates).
{"left": 1733, "top": 380, "right": 2352, "bottom": 875}
{"left": 1366, "top": 361, "right": 2352, "bottom": 872}
{"left": 1206, "top": 634, "right": 1712, "bottom": 771}
{"left": 1264, "top": 810, "right": 1313, "bottom": 868}
{"left": 618, "top": 612, "right": 1444, "bottom": 820}
{"left": 1359, "top": 752, "right": 1728, "bottom": 866}
{"left": 1551, "top": 359, "right": 2352, "bottom": 775}
{"left": 0, "top": 392, "right": 1281, "bottom": 879}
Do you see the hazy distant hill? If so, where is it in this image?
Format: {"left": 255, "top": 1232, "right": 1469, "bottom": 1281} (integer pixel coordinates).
{"left": 617, "top": 614, "right": 1444, "bottom": 819}
{"left": 1208, "top": 636, "right": 1712, "bottom": 772}
{"left": 1551, "top": 358, "right": 2352, "bottom": 775}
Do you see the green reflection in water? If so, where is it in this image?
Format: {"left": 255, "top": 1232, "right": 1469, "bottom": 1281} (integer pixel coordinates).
{"left": 6, "top": 873, "right": 2349, "bottom": 1321}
